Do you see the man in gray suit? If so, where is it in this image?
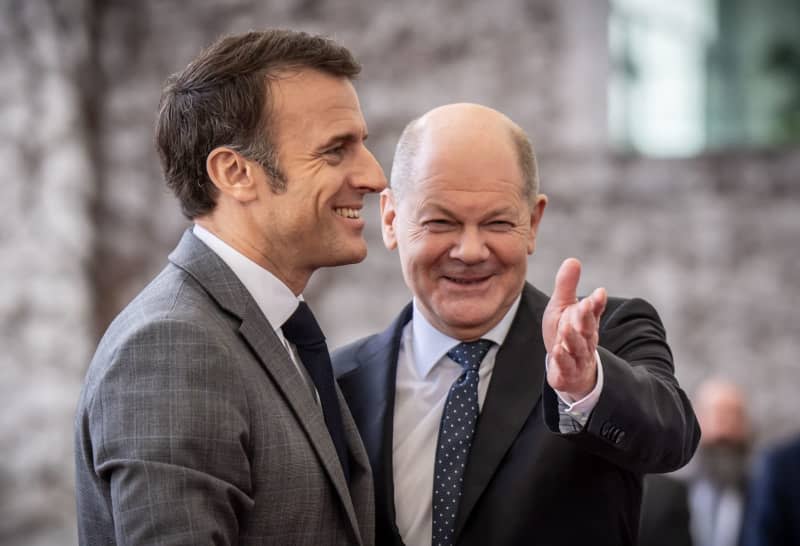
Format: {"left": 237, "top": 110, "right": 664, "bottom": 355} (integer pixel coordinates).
{"left": 74, "top": 30, "right": 386, "bottom": 545}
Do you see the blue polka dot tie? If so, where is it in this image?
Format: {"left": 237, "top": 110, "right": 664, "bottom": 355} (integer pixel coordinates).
{"left": 432, "top": 339, "right": 494, "bottom": 546}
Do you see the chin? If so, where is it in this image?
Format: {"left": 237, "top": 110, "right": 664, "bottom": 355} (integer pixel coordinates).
{"left": 435, "top": 311, "right": 496, "bottom": 337}
{"left": 440, "top": 298, "right": 495, "bottom": 320}
{"left": 328, "top": 243, "right": 368, "bottom": 266}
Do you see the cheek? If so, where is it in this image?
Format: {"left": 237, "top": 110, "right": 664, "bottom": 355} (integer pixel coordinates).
{"left": 490, "top": 237, "right": 532, "bottom": 269}
{"left": 403, "top": 246, "right": 434, "bottom": 278}
{"left": 399, "top": 240, "right": 446, "bottom": 284}
{"left": 292, "top": 170, "right": 340, "bottom": 204}
{"left": 405, "top": 224, "right": 428, "bottom": 245}
{"left": 408, "top": 236, "right": 451, "bottom": 271}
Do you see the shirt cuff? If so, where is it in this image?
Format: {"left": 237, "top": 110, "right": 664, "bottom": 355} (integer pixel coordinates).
{"left": 545, "top": 350, "right": 604, "bottom": 431}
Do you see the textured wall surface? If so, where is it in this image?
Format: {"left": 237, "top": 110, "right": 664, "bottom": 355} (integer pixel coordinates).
{"left": 1, "top": 2, "right": 95, "bottom": 544}
{"left": 1, "top": 0, "right": 798, "bottom": 544}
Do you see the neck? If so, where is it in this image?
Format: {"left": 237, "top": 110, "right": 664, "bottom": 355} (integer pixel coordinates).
{"left": 194, "top": 218, "right": 311, "bottom": 295}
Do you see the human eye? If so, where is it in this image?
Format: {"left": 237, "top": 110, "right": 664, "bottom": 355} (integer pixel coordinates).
{"left": 486, "top": 220, "right": 515, "bottom": 232}
{"left": 319, "top": 141, "right": 348, "bottom": 164}
{"left": 324, "top": 144, "right": 345, "bottom": 158}
{"left": 423, "top": 219, "right": 456, "bottom": 232}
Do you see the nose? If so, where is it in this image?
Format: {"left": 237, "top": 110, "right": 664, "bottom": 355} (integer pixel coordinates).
{"left": 450, "top": 226, "right": 490, "bottom": 264}
{"left": 351, "top": 145, "right": 387, "bottom": 193}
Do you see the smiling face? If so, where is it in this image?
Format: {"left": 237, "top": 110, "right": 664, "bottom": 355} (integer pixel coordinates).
{"left": 245, "top": 69, "right": 386, "bottom": 289}
{"left": 382, "top": 105, "right": 547, "bottom": 340}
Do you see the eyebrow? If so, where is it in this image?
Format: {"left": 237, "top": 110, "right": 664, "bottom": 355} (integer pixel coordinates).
{"left": 420, "top": 202, "right": 517, "bottom": 219}
{"left": 318, "top": 130, "right": 368, "bottom": 150}
{"left": 418, "top": 203, "right": 456, "bottom": 217}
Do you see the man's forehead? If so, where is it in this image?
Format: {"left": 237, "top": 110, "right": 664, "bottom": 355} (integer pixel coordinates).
{"left": 403, "top": 172, "right": 528, "bottom": 212}
{"left": 269, "top": 69, "right": 365, "bottom": 134}
{"left": 413, "top": 129, "right": 519, "bottom": 181}
{"left": 270, "top": 69, "right": 359, "bottom": 110}
{"left": 416, "top": 111, "right": 516, "bottom": 160}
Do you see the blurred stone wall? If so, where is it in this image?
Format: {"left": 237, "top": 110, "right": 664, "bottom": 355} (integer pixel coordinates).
{"left": 1, "top": 2, "right": 95, "bottom": 544}
{"left": 1, "top": 0, "right": 798, "bottom": 544}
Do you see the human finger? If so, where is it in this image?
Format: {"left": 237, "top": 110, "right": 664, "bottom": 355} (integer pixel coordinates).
{"left": 550, "top": 258, "right": 581, "bottom": 310}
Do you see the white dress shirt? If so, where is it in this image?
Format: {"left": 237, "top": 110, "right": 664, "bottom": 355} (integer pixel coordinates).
{"left": 690, "top": 479, "right": 744, "bottom": 546}
{"left": 192, "top": 225, "right": 311, "bottom": 387}
{"left": 392, "top": 297, "right": 604, "bottom": 546}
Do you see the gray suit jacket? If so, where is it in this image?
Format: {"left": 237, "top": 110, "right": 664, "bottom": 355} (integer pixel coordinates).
{"left": 74, "top": 230, "right": 374, "bottom": 545}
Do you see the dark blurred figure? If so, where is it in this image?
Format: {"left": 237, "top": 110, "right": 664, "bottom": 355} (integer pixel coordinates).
{"left": 689, "top": 379, "right": 751, "bottom": 546}
{"left": 640, "top": 378, "right": 751, "bottom": 546}
{"left": 741, "top": 433, "right": 800, "bottom": 546}
{"left": 639, "top": 474, "right": 693, "bottom": 546}
{"left": 689, "top": 379, "right": 752, "bottom": 546}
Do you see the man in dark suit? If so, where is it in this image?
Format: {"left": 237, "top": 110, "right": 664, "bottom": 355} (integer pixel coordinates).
{"left": 74, "top": 30, "right": 386, "bottom": 545}
{"left": 742, "top": 433, "right": 800, "bottom": 546}
{"left": 332, "top": 103, "right": 700, "bottom": 546}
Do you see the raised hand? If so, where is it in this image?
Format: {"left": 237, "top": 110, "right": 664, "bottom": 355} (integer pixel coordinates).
{"left": 541, "top": 258, "right": 607, "bottom": 400}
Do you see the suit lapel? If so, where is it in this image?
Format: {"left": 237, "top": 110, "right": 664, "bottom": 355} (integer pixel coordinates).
{"left": 454, "top": 284, "right": 550, "bottom": 540}
{"left": 238, "top": 309, "right": 363, "bottom": 542}
{"left": 169, "top": 230, "right": 363, "bottom": 544}
{"left": 338, "top": 382, "right": 376, "bottom": 543}
{"left": 337, "top": 304, "right": 412, "bottom": 545}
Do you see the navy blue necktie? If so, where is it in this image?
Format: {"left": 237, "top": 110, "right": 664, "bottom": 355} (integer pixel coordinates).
{"left": 282, "top": 302, "right": 350, "bottom": 482}
{"left": 432, "top": 339, "right": 494, "bottom": 546}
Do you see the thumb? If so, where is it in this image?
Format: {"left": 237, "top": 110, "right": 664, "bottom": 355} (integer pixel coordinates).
{"left": 551, "top": 258, "right": 581, "bottom": 309}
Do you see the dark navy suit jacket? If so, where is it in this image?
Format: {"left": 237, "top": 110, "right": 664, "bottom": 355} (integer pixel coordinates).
{"left": 332, "top": 283, "right": 700, "bottom": 546}
{"left": 742, "top": 434, "right": 800, "bottom": 546}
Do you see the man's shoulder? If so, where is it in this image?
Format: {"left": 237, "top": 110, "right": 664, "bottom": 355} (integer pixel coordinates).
{"left": 599, "top": 295, "right": 663, "bottom": 327}
{"left": 331, "top": 333, "right": 384, "bottom": 378}
{"left": 520, "top": 282, "right": 660, "bottom": 324}
{"left": 82, "top": 262, "right": 233, "bottom": 393}
{"left": 331, "top": 303, "right": 413, "bottom": 378}
{"left": 766, "top": 434, "right": 800, "bottom": 470}
{"left": 108, "top": 262, "right": 220, "bottom": 336}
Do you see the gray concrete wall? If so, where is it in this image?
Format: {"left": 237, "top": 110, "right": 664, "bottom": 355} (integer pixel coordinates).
{"left": 1, "top": 0, "right": 798, "bottom": 544}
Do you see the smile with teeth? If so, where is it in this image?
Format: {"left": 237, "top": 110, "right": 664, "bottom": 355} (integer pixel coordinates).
{"left": 334, "top": 207, "right": 361, "bottom": 219}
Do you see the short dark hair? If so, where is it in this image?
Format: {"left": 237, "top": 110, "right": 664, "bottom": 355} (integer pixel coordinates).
{"left": 155, "top": 30, "right": 361, "bottom": 219}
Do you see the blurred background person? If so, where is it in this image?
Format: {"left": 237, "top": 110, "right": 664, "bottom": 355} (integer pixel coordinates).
{"left": 642, "top": 378, "right": 752, "bottom": 546}
{"left": 741, "top": 432, "right": 800, "bottom": 546}
{"left": 689, "top": 379, "right": 752, "bottom": 546}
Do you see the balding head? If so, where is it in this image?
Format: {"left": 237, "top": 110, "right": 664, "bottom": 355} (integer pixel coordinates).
{"left": 695, "top": 378, "right": 750, "bottom": 446}
{"left": 379, "top": 103, "right": 548, "bottom": 341}
{"left": 390, "top": 103, "right": 539, "bottom": 202}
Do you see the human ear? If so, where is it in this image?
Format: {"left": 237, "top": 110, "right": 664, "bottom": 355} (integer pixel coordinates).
{"left": 380, "top": 189, "right": 398, "bottom": 250}
{"left": 206, "top": 147, "right": 259, "bottom": 203}
{"left": 527, "top": 193, "right": 548, "bottom": 254}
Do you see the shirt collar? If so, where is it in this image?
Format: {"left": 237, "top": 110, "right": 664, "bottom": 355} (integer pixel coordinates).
{"left": 411, "top": 294, "right": 522, "bottom": 379}
{"left": 193, "top": 224, "right": 300, "bottom": 332}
